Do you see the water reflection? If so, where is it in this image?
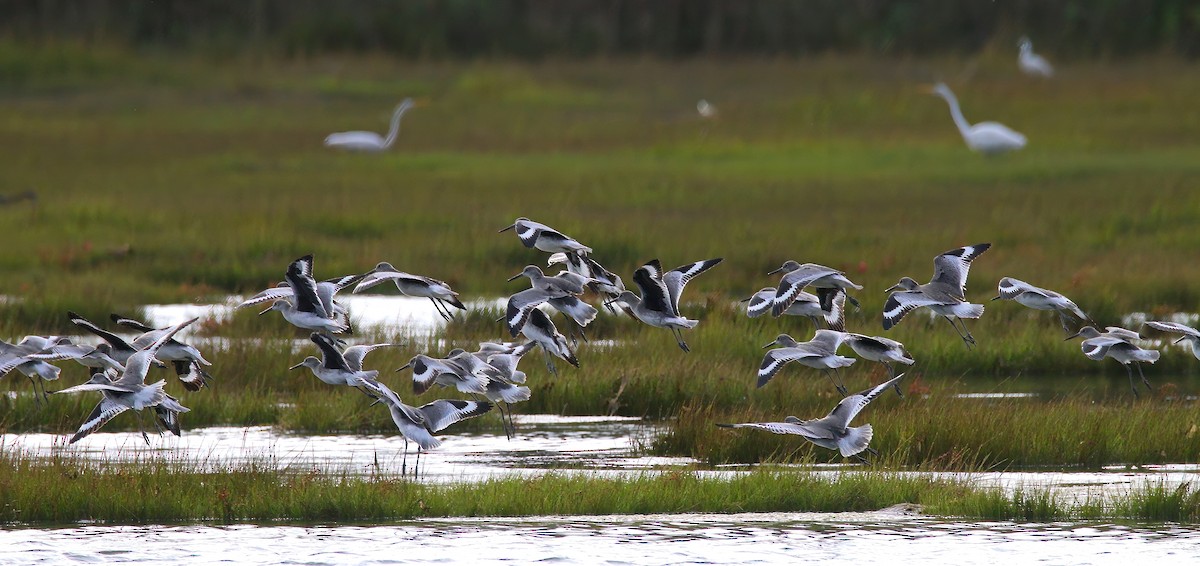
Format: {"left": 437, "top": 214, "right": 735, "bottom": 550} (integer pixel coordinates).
{"left": 0, "top": 513, "right": 1196, "bottom": 565}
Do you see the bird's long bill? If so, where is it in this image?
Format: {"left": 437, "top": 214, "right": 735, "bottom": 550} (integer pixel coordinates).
{"left": 1064, "top": 331, "right": 1082, "bottom": 341}
{"left": 506, "top": 273, "right": 522, "bottom": 282}
{"left": 990, "top": 295, "right": 1002, "bottom": 301}
{"left": 738, "top": 296, "right": 753, "bottom": 303}
{"left": 761, "top": 341, "right": 775, "bottom": 349}
{"left": 257, "top": 306, "right": 272, "bottom": 316}
{"left": 766, "top": 266, "right": 785, "bottom": 276}
{"left": 884, "top": 284, "right": 902, "bottom": 294}
{"left": 287, "top": 362, "right": 304, "bottom": 370}
{"left": 395, "top": 362, "right": 412, "bottom": 372}
{"left": 498, "top": 224, "right": 516, "bottom": 233}
{"left": 1174, "top": 336, "right": 1187, "bottom": 345}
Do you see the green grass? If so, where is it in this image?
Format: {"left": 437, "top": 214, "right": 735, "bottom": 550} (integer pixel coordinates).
{"left": 2, "top": 445, "right": 1197, "bottom": 525}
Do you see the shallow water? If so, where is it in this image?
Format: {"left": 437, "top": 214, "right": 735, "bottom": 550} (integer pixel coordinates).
{"left": 2, "top": 512, "right": 1197, "bottom": 565}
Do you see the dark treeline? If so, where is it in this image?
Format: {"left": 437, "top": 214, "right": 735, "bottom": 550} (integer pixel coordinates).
{"left": 1, "top": 0, "right": 1196, "bottom": 58}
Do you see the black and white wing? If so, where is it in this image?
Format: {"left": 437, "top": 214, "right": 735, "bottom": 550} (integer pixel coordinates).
{"left": 715, "top": 419, "right": 828, "bottom": 439}
{"left": 68, "top": 311, "right": 135, "bottom": 352}
{"left": 109, "top": 313, "right": 157, "bottom": 333}
{"left": 823, "top": 373, "right": 905, "bottom": 429}
{"left": 662, "top": 258, "right": 723, "bottom": 315}
{"left": 772, "top": 264, "right": 842, "bottom": 316}
{"left": 995, "top": 277, "right": 1044, "bottom": 300}
{"left": 930, "top": 243, "right": 990, "bottom": 299}
{"left": 632, "top": 260, "right": 673, "bottom": 315}
{"left": 342, "top": 343, "right": 397, "bottom": 372}
{"left": 1144, "top": 321, "right": 1200, "bottom": 339}
{"left": 285, "top": 254, "right": 328, "bottom": 317}
{"left": 417, "top": 399, "right": 493, "bottom": 432}
{"left": 506, "top": 288, "right": 554, "bottom": 337}
{"left": 757, "top": 347, "right": 826, "bottom": 388}
{"left": 882, "top": 291, "right": 944, "bottom": 330}
{"left": 69, "top": 397, "right": 129, "bottom": 444}
{"left": 744, "top": 288, "right": 776, "bottom": 318}
{"left": 235, "top": 284, "right": 294, "bottom": 309}
{"left": 310, "top": 333, "right": 352, "bottom": 372}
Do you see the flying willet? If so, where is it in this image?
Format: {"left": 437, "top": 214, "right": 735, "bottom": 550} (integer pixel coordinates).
{"left": 289, "top": 333, "right": 382, "bottom": 397}
{"left": 110, "top": 314, "right": 213, "bottom": 391}
{"left": 68, "top": 311, "right": 139, "bottom": 363}
{"left": 768, "top": 262, "right": 862, "bottom": 318}
{"left": 55, "top": 318, "right": 198, "bottom": 444}
{"left": 742, "top": 286, "right": 846, "bottom": 331}
{"left": 718, "top": 373, "right": 906, "bottom": 463}
{"left": 1018, "top": 37, "right": 1054, "bottom": 78}
{"left": 237, "top": 273, "right": 361, "bottom": 322}
{"left": 992, "top": 277, "right": 1092, "bottom": 333}
{"left": 610, "top": 258, "right": 723, "bottom": 352}
{"left": 1066, "top": 326, "right": 1158, "bottom": 398}
{"left": 499, "top": 217, "right": 593, "bottom": 256}
{"left": 0, "top": 337, "right": 70, "bottom": 405}
{"left": 1143, "top": 321, "right": 1200, "bottom": 360}
{"left": 547, "top": 252, "right": 626, "bottom": 301}
{"left": 840, "top": 333, "right": 913, "bottom": 397}
{"left": 446, "top": 348, "right": 530, "bottom": 439}
{"left": 518, "top": 307, "right": 580, "bottom": 376}
{"left": 353, "top": 262, "right": 465, "bottom": 321}
{"left": 324, "top": 98, "right": 416, "bottom": 152}
{"left": 929, "top": 83, "right": 1026, "bottom": 155}
{"left": 398, "top": 354, "right": 489, "bottom": 396}
{"left": 505, "top": 287, "right": 598, "bottom": 340}
{"left": 757, "top": 331, "right": 855, "bottom": 395}
{"left": 259, "top": 255, "right": 350, "bottom": 335}
{"left": 359, "top": 379, "right": 492, "bottom": 478}
{"left": 883, "top": 243, "right": 991, "bottom": 349}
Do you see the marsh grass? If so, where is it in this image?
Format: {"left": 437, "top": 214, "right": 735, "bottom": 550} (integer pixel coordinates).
{"left": 2, "top": 445, "right": 1197, "bottom": 525}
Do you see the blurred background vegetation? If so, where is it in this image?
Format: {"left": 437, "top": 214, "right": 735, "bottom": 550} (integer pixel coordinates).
{"left": 1, "top": 0, "right": 1197, "bottom": 59}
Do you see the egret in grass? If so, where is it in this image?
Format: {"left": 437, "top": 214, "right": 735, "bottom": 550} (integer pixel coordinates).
{"left": 1018, "top": 37, "right": 1054, "bottom": 78}
{"left": 324, "top": 98, "right": 416, "bottom": 152}
{"left": 929, "top": 83, "right": 1026, "bottom": 155}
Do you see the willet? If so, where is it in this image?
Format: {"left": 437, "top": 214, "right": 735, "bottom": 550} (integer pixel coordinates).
{"left": 840, "top": 333, "right": 913, "bottom": 397}
{"left": 547, "top": 252, "right": 626, "bottom": 301}
{"left": 611, "top": 258, "right": 723, "bottom": 352}
{"left": 446, "top": 348, "right": 530, "bottom": 439}
{"left": 110, "top": 314, "right": 213, "bottom": 391}
{"left": 742, "top": 286, "right": 846, "bottom": 331}
{"left": 479, "top": 341, "right": 537, "bottom": 385}
{"left": 768, "top": 261, "right": 862, "bottom": 318}
{"left": 260, "top": 255, "right": 350, "bottom": 335}
{"left": 499, "top": 217, "right": 593, "bottom": 256}
{"left": 55, "top": 318, "right": 198, "bottom": 444}
{"left": 1066, "top": 326, "right": 1158, "bottom": 398}
{"left": 359, "top": 379, "right": 492, "bottom": 478}
{"left": 505, "top": 288, "right": 598, "bottom": 339}
{"left": 289, "top": 333, "right": 382, "bottom": 397}
{"left": 353, "top": 262, "right": 465, "bottom": 321}
{"left": 757, "top": 331, "right": 855, "bottom": 395}
{"left": 718, "top": 373, "right": 906, "bottom": 463}
{"left": 0, "top": 337, "right": 70, "bottom": 405}
{"left": 519, "top": 307, "right": 579, "bottom": 376}
{"left": 1018, "top": 37, "right": 1054, "bottom": 78}
{"left": 237, "top": 274, "right": 360, "bottom": 322}
{"left": 992, "top": 277, "right": 1092, "bottom": 333}
{"left": 324, "top": 98, "right": 415, "bottom": 152}
{"left": 68, "top": 311, "right": 138, "bottom": 363}
{"left": 929, "top": 83, "right": 1026, "bottom": 155}
{"left": 883, "top": 243, "right": 991, "bottom": 349}
{"left": 398, "top": 354, "right": 489, "bottom": 396}
{"left": 1143, "top": 321, "right": 1200, "bottom": 360}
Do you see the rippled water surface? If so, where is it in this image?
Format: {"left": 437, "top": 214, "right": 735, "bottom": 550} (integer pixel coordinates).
{"left": 3, "top": 513, "right": 1198, "bottom": 565}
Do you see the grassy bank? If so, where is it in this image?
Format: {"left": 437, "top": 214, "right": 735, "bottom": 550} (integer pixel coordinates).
{"left": 2, "top": 447, "right": 1196, "bottom": 525}
{"left": 0, "top": 53, "right": 1198, "bottom": 324}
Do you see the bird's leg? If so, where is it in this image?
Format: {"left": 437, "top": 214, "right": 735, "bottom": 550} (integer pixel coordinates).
{"left": 428, "top": 298, "right": 451, "bottom": 322}
{"left": 401, "top": 438, "right": 409, "bottom": 476}
{"left": 504, "top": 402, "right": 517, "bottom": 437}
{"left": 414, "top": 447, "right": 422, "bottom": 480}
{"left": 821, "top": 370, "right": 846, "bottom": 397}
{"left": 884, "top": 363, "right": 904, "bottom": 397}
{"left": 942, "top": 316, "right": 973, "bottom": 350}
{"left": 957, "top": 317, "right": 978, "bottom": 346}
{"left": 495, "top": 402, "right": 512, "bottom": 440}
{"left": 542, "top": 349, "right": 559, "bottom": 378}
{"left": 27, "top": 378, "right": 44, "bottom": 410}
{"left": 1124, "top": 363, "right": 1140, "bottom": 399}
{"left": 1135, "top": 362, "right": 1153, "bottom": 392}
{"left": 672, "top": 328, "right": 691, "bottom": 353}
{"left": 832, "top": 367, "right": 849, "bottom": 396}
{"left": 135, "top": 411, "right": 151, "bottom": 446}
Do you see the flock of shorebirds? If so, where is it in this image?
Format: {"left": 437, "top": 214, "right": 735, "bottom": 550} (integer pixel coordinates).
{"left": 8, "top": 38, "right": 1185, "bottom": 471}
{"left": 5, "top": 215, "right": 1198, "bottom": 472}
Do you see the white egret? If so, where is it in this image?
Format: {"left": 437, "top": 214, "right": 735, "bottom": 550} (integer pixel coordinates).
{"left": 1018, "top": 37, "right": 1054, "bottom": 78}
{"left": 324, "top": 98, "right": 415, "bottom": 152}
{"left": 929, "top": 83, "right": 1026, "bottom": 155}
